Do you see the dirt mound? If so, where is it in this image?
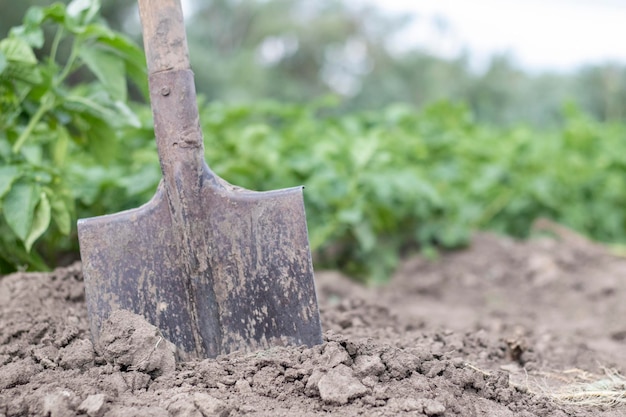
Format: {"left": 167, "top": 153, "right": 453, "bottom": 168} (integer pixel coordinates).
{"left": 1, "top": 232, "right": 626, "bottom": 416}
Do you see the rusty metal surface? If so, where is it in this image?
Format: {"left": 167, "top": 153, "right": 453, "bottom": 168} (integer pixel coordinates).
{"left": 78, "top": 176, "right": 322, "bottom": 360}
{"left": 78, "top": 69, "right": 322, "bottom": 360}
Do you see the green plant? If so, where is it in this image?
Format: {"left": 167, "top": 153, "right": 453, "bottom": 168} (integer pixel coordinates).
{"left": 0, "top": 0, "right": 151, "bottom": 271}
{"left": 199, "top": 99, "right": 626, "bottom": 282}
{"left": 3, "top": 3, "right": 626, "bottom": 283}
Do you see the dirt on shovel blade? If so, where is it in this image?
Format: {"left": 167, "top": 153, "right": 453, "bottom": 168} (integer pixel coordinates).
{"left": 1, "top": 231, "right": 626, "bottom": 416}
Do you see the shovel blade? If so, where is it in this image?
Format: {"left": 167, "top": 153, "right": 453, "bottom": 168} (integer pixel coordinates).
{"left": 78, "top": 171, "right": 322, "bottom": 360}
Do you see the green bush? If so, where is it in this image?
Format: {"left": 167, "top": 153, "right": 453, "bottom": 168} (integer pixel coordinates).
{"left": 197, "top": 100, "right": 626, "bottom": 282}
{"left": 0, "top": 0, "right": 152, "bottom": 271}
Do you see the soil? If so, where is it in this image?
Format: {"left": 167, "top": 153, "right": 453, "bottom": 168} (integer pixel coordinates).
{"left": 2, "top": 227, "right": 626, "bottom": 416}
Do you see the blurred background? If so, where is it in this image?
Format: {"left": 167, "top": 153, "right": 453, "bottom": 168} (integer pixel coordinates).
{"left": 1, "top": 0, "right": 626, "bottom": 280}
{"left": 2, "top": 0, "right": 625, "bottom": 127}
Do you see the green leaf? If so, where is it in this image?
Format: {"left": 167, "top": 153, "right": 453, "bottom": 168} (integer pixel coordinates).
{"left": 0, "top": 38, "right": 42, "bottom": 84}
{"left": 64, "top": 94, "right": 116, "bottom": 123}
{"left": 64, "top": 93, "right": 139, "bottom": 128}
{"left": 105, "top": 47, "right": 148, "bottom": 99}
{"left": 24, "top": 6, "right": 45, "bottom": 26}
{"left": 25, "top": 192, "right": 51, "bottom": 252}
{"left": 22, "top": 3, "right": 66, "bottom": 26}
{"left": 85, "top": 117, "right": 118, "bottom": 163}
{"left": 0, "top": 38, "right": 37, "bottom": 64}
{"left": 79, "top": 25, "right": 148, "bottom": 99}
{"left": 9, "top": 25, "right": 44, "bottom": 48}
{"left": 50, "top": 195, "right": 71, "bottom": 235}
{"left": 0, "top": 51, "right": 7, "bottom": 76}
{"left": 53, "top": 125, "right": 70, "bottom": 166}
{"left": 0, "top": 166, "right": 20, "bottom": 199}
{"left": 66, "top": 0, "right": 101, "bottom": 30}
{"left": 113, "top": 101, "right": 141, "bottom": 128}
{"left": 3, "top": 181, "right": 40, "bottom": 241}
{"left": 0, "top": 136, "right": 11, "bottom": 160}
{"left": 80, "top": 21, "right": 115, "bottom": 42}
{"left": 20, "top": 144, "right": 44, "bottom": 165}
{"left": 1, "top": 62, "right": 42, "bottom": 84}
{"left": 353, "top": 222, "right": 376, "bottom": 252}
{"left": 79, "top": 45, "right": 127, "bottom": 101}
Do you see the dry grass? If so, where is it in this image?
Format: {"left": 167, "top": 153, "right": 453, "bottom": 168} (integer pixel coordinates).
{"left": 544, "top": 368, "right": 626, "bottom": 407}
{"left": 466, "top": 363, "right": 626, "bottom": 408}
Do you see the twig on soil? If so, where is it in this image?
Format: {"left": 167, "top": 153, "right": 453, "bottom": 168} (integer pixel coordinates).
{"left": 464, "top": 363, "right": 491, "bottom": 377}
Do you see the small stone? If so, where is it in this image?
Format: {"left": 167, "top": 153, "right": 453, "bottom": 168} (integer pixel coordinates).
{"left": 166, "top": 394, "right": 202, "bottom": 417}
{"left": 122, "top": 371, "right": 151, "bottom": 391}
{"left": 381, "top": 348, "right": 420, "bottom": 379}
{"left": 235, "top": 379, "right": 252, "bottom": 393}
{"left": 78, "top": 394, "right": 107, "bottom": 417}
{"left": 353, "top": 354, "right": 385, "bottom": 377}
{"left": 32, "top": 346, "right": 59, "bottom": 369}
{"left": 388, "top": 397, "right": 423, "bottom": 412}
{"left": 59, "top": 339, "right": 94, "bottom": 369}
{"left": 318, "top": 364, "right": 368, "bottom": 405}
{"left": 166, "top": 393, "right": 229, "bottom": 417}
{"left": 320, "top": 342, "right": 351, "bottom": 368}
{"left": 101, "top": 372, "right": 129, "bottom": 395}
{"left": 304, "top": 369, "right": 324, "bottom": 396}
{"left": 361, "top": 375, "right": 378, "bottom": 388}
{"left": 43, "top": 390, "right": 75, "bottom": 417}
{"left": 423, "top": 399, "right": 446, "bottom": 416}
{"left": 193, "top": 393, "right": 230, "bottom": 417}
{"left": 373, "top": 384, "right": 391, "bottom": 400}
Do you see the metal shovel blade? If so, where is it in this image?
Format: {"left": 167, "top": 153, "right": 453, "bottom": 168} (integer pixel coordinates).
{"left": 78, "top": 171, "right": 322, "bottom": 360}
{"left": 77, "top": 0, "right": 322, "bottom": 360}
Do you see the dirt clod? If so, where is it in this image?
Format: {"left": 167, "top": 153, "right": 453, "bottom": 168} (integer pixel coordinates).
{"left": 59, "top": 338, "right": 94, "bottom": 369}
{"left": 0, "top": 359, "right": 39, "bottom": 390}
{"left": 42, "top": 390, "right": 76, "bottom": 417}
{"left": 353, "top": 354, "right": 385, "bottom": 377}
{"left": 78, "top": 394, "right": 107, "bottom": 417}
{"left": 318, "top": 364, "right": 368, "bottom": 405}
{"left": 97, "top": 310, "right": 176, "bottom": 376}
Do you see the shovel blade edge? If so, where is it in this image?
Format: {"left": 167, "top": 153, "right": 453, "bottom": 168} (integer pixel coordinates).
{"left": 78, "top": 178, "right": 323, "bottom": 360}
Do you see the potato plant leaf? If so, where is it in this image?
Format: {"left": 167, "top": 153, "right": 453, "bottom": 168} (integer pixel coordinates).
{"left": 9, "top": 25, "right": 44, "bottom": 49}
{"left": 0, "top": 38, "right": 37, "bottom": 64}
{"left": 53, "top": 125, "right": 70, "bottom": 167}
{"left": 25, "top": 192, "right": 51, "bottom": 252}
{"left": 79, "top": 45, "right": 127, "bottom": 101}
{"left": 0, "top": 38, "right": 42, "bottom": 84}
{"left": 3, "top": 181, "right": 40, "bottom": 242}
{"left": 50, "top": 195, "right": 71, "bottom": 236}
{"left": 66, "top": 0, "right": 100, "bottom": 31}
{"left": 0, "top": 166, "right": 20, "bottom": 199}
{"left": 0, "top": 51, "right": 7, "bottom": 76}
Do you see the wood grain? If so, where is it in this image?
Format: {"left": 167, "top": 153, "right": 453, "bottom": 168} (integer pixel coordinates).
{"left": 138, "top": 0, "right": 190, "bottom": 74}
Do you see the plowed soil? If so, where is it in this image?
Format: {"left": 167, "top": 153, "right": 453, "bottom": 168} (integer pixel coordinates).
{"left": 2, "top": 228, "right": 626, "bottom": 416}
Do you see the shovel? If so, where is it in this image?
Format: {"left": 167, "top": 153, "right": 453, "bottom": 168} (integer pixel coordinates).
{"left": 77, "top": 0, "right": 322, "bottom": 360}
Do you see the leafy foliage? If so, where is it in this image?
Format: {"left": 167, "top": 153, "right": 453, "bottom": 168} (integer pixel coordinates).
{"left": 2, "top": 2, "right": 626, "bottom": 283}
{"left": 197, "top": 100, "right": 626, "bottom": 282}
{"left": 0, "top": 0, "right": 150, "bottom": 271}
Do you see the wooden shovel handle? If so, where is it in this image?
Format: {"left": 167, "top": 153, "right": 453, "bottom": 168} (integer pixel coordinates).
{"left": 138, "top": 0, "right": 190, "bottom": 74}
{"left": 137, "top": 0, "right": 207, "bottom": 188}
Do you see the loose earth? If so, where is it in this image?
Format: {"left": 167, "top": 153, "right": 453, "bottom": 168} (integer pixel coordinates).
{"left": 1, "top": 230, "right": 625, "bottom": 416}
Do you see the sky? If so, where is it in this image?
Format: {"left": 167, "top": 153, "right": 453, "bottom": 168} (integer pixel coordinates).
{"left": 352, "top": 0, "right": 626, "bottom": 73}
